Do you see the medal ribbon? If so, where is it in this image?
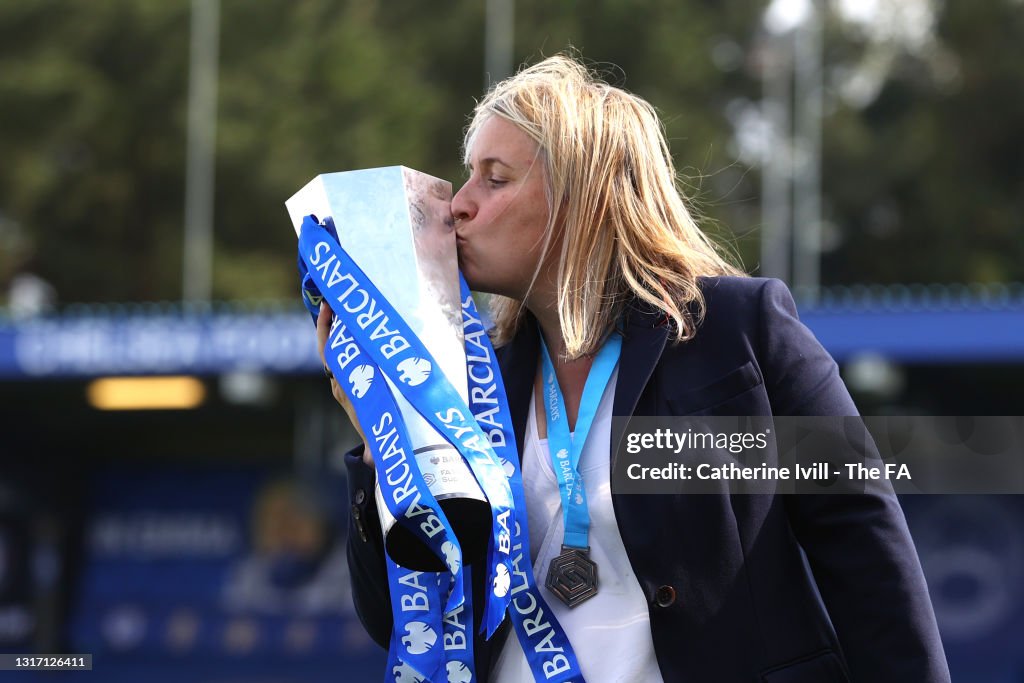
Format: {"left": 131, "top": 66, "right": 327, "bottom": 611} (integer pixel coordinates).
{"left": 538, "top": 333, "right": 622, "bottom": 551}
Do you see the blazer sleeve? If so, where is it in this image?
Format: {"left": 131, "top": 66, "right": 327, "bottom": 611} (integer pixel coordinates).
{"left": 344, "top": 444, "right": 393, "bottom": 649}
{"left": 756, "top": 278, "right": 950, "bottom": 682}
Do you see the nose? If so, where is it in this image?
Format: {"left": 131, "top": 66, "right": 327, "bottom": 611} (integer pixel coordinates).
{"left": 451, "top": 180, "right": 475, "bottom": 224}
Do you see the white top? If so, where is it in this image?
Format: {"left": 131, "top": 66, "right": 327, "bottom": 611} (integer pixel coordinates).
{"left": 492, "top": 367, "right": 665, "bottom": 683}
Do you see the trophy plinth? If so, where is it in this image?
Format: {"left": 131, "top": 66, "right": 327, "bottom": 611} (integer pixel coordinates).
{"left": 286, "top": 167, "right": 490, "bottom": 571}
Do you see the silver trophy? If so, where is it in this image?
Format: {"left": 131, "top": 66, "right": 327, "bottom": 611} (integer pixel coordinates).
{"left": 286, "top": 167, "right": 490, "bottom": 571}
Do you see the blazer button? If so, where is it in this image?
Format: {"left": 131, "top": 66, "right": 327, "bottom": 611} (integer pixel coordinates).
{"left": 354, "top": 488, "right": 366, "bottom": 505}
{"left": 654, "top": 585, "right": 676, "bottom": 608}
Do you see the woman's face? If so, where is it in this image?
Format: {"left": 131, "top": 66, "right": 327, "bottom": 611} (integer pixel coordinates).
{"left": 452, "top": 115, "right": 553, "bottom": 301}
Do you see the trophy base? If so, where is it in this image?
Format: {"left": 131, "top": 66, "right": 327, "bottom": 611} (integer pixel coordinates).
{"left": 383, "top": 496, "right": 492, "bottom": 572}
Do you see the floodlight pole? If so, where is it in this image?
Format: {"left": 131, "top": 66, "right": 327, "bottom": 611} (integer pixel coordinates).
{"left": 485, "top": 0, "right": 514, "bottom": 88}
{"left": 183, "top": 0, "right": 220, "bottom": 304}
{"left": 793, "top": 0, "right": 823, "bottom": 304}
{"left": 760, "top": 29, "right": 793, "bottom": 284}
{"left": 760, "top": 0, "right": 824, "bottom": 304}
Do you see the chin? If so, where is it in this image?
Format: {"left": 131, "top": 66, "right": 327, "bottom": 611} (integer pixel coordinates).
{"left": 462, "top": 274, "right": 498, "bottom": 297}
{"left": 462, "top": 274, "right": 490, "bottom": 294}
{"left": 458, "top": 265, "right": 517, "bottom": 299}
{"left": 459, "top": 269, "right": 479, "bottom": 291}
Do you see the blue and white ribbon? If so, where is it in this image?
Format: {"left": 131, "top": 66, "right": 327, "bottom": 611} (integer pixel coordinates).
{"left": 461, "top": 278, "right": 586, "bottom": 682}
{"left": 299, "top": 215, "right": 587, "bottom": 681}
{"left": 298, "top": 216, "right": 515, "bottom": 638}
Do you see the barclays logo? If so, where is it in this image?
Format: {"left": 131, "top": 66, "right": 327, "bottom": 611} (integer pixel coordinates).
{"left": 492, "top": 562, "right": 511, "bottom": 598}
{"left": 447, "top": 661, "right": 473, "bottom": 683}
{"left": 392, "top": 661, "right": 425, "bottom": 683}
{"left": 401, "top": 621, "right": 437, "bottom": 655}
{"left": 396, "top": 357, "right": 431, "bottom": 386}
{"left": 499, "top": 457, "right": 516, "bottom": 478}
{"left": 348, "top": 364, "right": 375, "bottom": 398}
{"left": 442, "top": 540, "right": 461, "bottom": 575}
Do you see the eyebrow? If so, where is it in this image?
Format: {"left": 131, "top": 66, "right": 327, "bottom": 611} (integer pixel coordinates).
{"left": 468, "top": 156, "right": 514, "bottom": 171}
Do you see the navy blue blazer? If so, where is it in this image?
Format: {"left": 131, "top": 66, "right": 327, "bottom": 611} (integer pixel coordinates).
{"left": 344, "top": 276, "right": 950, "bottom": 682}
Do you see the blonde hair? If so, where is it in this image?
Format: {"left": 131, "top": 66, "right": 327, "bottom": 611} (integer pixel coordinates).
{"left": 465, "top": 54, "right": 745, "bottom": 358}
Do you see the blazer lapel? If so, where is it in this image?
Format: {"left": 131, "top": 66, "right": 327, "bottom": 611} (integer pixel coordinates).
{"left": 614, "top": 305, "right": 670, "bottom": 420}
{"left": 612, "top": 306, "right": 670, "bottom": 471}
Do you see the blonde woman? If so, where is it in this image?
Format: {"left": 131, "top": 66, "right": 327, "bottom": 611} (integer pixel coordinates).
{"left": 322, "top": 55, "right": 949, "bottom": 682}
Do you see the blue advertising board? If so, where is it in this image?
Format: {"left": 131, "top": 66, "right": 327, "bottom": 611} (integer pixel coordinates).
{"left": 3, "top": 293, "right": 1024, "bottom": 380}
{"left": 0, "top": 309, "right": 321, "bottom": 379}
{"left": 67, "top": 466, "right": 385, "bottom": 683}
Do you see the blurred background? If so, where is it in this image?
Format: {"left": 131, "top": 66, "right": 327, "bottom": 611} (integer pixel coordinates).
{"left": 1, "top": 0, "right": 1023, "bottom": 681}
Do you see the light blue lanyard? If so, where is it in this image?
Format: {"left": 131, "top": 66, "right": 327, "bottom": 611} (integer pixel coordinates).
{"left": 538, "top": 332, "right": 622, "bottom": 550}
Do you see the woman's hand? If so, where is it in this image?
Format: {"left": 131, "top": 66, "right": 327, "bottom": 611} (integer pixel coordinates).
{"left": 317, "top": 303, "right": 373, "bottom": 466}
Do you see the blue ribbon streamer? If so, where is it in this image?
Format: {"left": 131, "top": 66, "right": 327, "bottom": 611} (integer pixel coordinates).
{"left": 461, "top": 278, "right": 586, "bottom": 682}
{"left": 298, "top": 216, "right": 515, "bottom": 638}
{"left": 298, "top": 215, "right": 587, "bottom": 681}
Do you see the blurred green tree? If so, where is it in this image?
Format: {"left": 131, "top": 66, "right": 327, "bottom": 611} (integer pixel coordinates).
{"left": 821, "top": 0, "right": 1024, "bottom": 285}
{"left": 0, "top": 0, "right": 1021, "bottom": 305}
{"left": 0, "top": 1, "right": 192, "bottom": 301}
